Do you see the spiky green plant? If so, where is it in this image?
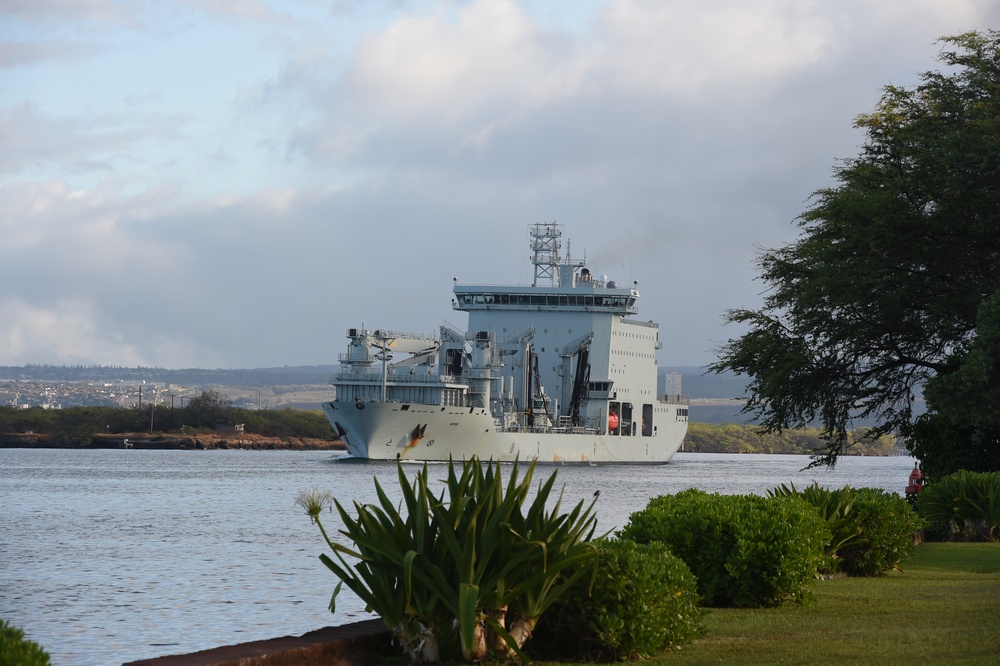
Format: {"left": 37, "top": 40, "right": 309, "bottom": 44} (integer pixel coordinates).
{"left": 494, "top": 465, "right": 601, "bottom": 654}
{"left": 298, "top": 457, "right": 600, "bottom": 663}
{"left": 916, "top": 470, "right": 1000, "bottom": 541}
{"left": 769, "top": 482, "right": 865, "bottom": 572}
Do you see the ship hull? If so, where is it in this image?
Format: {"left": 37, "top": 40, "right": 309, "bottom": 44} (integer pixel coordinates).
{"left": 323, "top": 400, "right": 686, "bottom": 464}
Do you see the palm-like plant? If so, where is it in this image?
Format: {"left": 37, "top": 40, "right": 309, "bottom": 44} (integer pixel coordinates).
{"left": 916, "top": 470, "right": 1000, "bottom": 541}
{"left": 298, "top": 457, "right": 601, "bottom": 663}
{"left": 501, "top": 472, "right": 601, "bottom": 653}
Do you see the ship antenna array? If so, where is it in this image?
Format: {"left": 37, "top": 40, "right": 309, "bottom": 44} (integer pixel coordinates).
{"left": 530, "top": 222, "right": 562, "bottom": 287}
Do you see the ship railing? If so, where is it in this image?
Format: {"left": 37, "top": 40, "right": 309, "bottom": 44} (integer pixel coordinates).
{"left": 622, "top": 318, "right": 660, "bottom": 329}
{"left": 494, "top": 416, "right": 597, "bottom": 435}
{"left": 496, "top": 425, "right": 598, "bottom": 435}
{"left": 333, "top": 371, "right": 462, "bottom": 384}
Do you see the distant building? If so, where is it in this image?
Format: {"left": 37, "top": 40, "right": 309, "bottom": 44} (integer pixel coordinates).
{"left": 665, "top": 372, "right": 682, "bottom": 397}
{"left": 215, "top": 423, "right": 245, "bottom": 434}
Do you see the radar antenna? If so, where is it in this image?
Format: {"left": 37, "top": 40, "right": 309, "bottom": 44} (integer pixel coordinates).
{"left": 530, "top": 222, "right": 562, "bottom": 287}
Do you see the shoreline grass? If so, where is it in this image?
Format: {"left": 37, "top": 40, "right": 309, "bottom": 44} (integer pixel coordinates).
{"left": 533, "top": 543, "right": 1000, "bottom": 665}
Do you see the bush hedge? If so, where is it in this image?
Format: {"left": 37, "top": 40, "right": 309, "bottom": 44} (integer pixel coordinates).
{"left": 769, "top": 483, "right": 925, "bottom": 576}
{"left": 0, "top": 620, "right": 50, "bottom": 666}
{"left": 768, "top": 483, "right": 864, "bottom": 574}
{"left": 619, "top": 489, "right": 829, "bottom": 607}
{"left": 835, "top": 487, "right": 925, "bottom": 576}
{"left": 531, "top": 538, "right": 705, "bottom": 661}
{"left": 916, "top": 470, "right": 1000, "bottom": 542}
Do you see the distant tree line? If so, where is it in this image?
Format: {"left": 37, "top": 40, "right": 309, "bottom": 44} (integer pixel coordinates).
{"left": 0, "top": 364, "right": 338, "bottom": 386}
{"left": 0, "top": 390, "right": 336, "bottom": 445}
{"left": 683, "top": 423, "right": 899, "bottom": 456}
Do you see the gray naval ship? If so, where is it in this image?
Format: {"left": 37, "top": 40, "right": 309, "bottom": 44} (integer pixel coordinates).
{"left": 323, "top": 222, "right": 689, "bottom": 463}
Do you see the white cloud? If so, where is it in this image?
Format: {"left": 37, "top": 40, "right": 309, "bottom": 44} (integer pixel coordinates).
{"left": 348, "top": 0, "right": 545, "bottom": 120}
{"left": 0, "top": 102, "right": 185, "bottom": 179}
{"left": 1, "top": 0, "right": 998, "bottom": 367}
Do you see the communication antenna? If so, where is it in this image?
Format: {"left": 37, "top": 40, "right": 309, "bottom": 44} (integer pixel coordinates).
{"left": 529, "top": 222, "right": 562, "bottom": 287}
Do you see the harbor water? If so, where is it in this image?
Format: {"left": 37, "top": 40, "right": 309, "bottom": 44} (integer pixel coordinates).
{"left": 1, "top": 448, "right": 917, "bottom": 665}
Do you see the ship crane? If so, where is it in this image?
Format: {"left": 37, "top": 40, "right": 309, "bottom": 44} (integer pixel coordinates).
{"left": 368, "top": 329, "right": 439, "bottom": 401}
{"left": 558, "top": 332, "right": 594, "bottom": 427}
{"left": 527, "top": 347, "right": 551, "bottom": 429}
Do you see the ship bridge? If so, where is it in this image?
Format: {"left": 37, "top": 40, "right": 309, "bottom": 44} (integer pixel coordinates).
{"left": 453, "top": 287, "right": 637, "bottom": 314}
{"left": 453, "top": 222, "right": 638, "bottom": 315}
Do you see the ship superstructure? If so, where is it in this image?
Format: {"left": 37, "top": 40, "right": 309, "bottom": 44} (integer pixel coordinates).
{"left": 323, "top": 223, "right": 688, "bottom": 463}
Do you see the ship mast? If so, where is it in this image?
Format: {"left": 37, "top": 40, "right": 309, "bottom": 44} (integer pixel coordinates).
{"left": 530, "top": 222, "right": 562, "bottom": 287}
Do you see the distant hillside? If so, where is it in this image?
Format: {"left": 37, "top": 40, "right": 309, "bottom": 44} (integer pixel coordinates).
{"left": 0, "top": 364, "right": 339, "bottom": 387}
{"left": 0, "top": 364, "right": 920, "bottom": 427}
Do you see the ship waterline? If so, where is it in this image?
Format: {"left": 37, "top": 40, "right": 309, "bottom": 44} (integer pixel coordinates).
{"left": 323, "top": 399, "right": 688, "bottom": 463}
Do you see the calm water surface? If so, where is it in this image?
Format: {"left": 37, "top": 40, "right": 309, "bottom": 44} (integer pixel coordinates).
{"left": 0, "top": 449, "right": 917, "bottom": 665}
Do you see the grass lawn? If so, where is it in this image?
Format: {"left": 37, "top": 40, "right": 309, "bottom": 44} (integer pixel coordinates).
{"left": 533, "top": 543, "right": 1000, "bottom": 665}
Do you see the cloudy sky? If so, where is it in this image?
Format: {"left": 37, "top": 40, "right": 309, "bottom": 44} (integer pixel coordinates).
{"left": 2, "top": 0, "right": 997, "bottom": 370}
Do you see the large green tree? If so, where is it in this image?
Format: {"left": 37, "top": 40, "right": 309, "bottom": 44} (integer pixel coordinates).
{"left": 711, "top": 30, "right": 1000, "bottom": 478}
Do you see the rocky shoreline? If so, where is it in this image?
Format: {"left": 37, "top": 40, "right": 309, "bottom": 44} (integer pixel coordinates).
{"left": 0, "top": 432, "right": 345, "bottom": 451}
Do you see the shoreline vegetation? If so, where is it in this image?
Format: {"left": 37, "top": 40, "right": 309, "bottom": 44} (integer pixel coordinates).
{"left": 0, "top": 419, "right": 900, "bottom": 455}
{"left": 0, "top": 407, "right": 908, "bottom": 456}
{"left": 0, "top": 431, "right": 344, "bottom": 450}
{"left": 682, "top": 422, "right": 901, "bottom": 456}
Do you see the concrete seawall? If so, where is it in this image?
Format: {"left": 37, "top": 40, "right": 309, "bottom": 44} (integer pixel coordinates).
{"left": 122, "top": 620, "right": 393, "bottom": 666}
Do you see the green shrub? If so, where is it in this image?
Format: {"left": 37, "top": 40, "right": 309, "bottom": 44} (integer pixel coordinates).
{"left": 836, "top": 487, "right": 925, "bottom": 576}
{"left": 0, "top": 620, "right": 50, "bottom": 666}
{"left": 619, "top": 489, "right": 829, "bottom": 607}
{"left": 531, "top": 539, "right": 705, "bottom": 661}
{"left": 915, "top": 470, "right": 1000, "bottom": 542}
{"left": 768, "top": 482, "right": 865, "bottom": 574}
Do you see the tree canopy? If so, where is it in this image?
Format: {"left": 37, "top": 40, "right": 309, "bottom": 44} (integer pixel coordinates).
{"left": 711, "top": 30, "right": 1000, "bottom": 478}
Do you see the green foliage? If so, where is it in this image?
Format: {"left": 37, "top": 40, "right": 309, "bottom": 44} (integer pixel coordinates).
{"left": 532, "top": 538, "right": 705, "bottom": 661}
{"left": 915, "top": 470, "right": 1000, "bottom": 541}
{"left": 709, "top": 30, "right": 1000, "bottom": 470}
{"left": 0, "top": 401, "right": 337, "bottom": 442}
{"left": 608, "top": 544, "right": 1000, "bottom": 666}
{"left": 908, "top": 290, "right": 1000, "bottom": 481}
{"left": 0, "top": 620, "right": 50, "bottom": 666}
{"left": 768, "top": 483, "right": 865, "bottom": 573}
{"left": 767, "top": 483, "right": 923, "bottom": 576}
{"left": 619, "top": 489, "right": 829, "bottom": 608}
{"left": 183, "top": 390, "right": 234, "bottom": 427}
{"left": 684, "top": 423, "right": 898, "bottom": 455}
{"left": 244, "top": 407, "right": 335, "bottom": 439}
{"left": 834, "top": 488, "right": 925, "bottom": 576}
{"left": 298, "top": 457, "right": 599, "bottom": 663}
